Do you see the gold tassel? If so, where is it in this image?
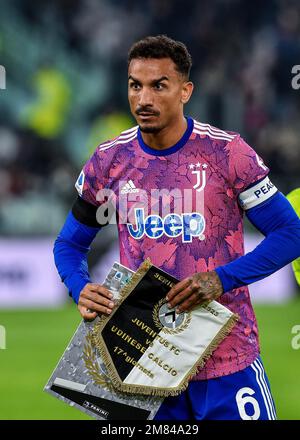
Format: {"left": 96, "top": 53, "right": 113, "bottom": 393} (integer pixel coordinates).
{"left": 102, "top": 313, "right": 240, "bottom": 397}
{"left": 91, "top": 313, "right": 239, "bottom": 397}
{"left": 184, "top": 312, "right": 240, "bottom": 384}
{"left": 91, "top": 258, "right": 155, "bottom": 395}
{"left": 88, "top": 257, "right": 240, "bottom": 397}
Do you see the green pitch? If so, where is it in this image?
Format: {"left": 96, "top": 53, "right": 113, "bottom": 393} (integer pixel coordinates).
{"left": 0, "top": 299, "right": 300, "bottom": 420}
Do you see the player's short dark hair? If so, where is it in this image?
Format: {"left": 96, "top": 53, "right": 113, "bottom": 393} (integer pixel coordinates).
{"left": 128, "top": 35, "right": 192, "bottom": 79}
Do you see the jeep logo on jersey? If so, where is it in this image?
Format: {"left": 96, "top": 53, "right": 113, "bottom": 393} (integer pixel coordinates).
{"left": 127, "top": 208, "right": 205, "bottom": 242}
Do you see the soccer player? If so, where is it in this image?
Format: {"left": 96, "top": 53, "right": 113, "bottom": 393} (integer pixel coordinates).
{"left": 54, "top": 35, "right": 300, "bottom": 420}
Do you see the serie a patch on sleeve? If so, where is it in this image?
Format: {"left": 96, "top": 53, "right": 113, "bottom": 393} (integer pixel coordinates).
{"left": 238, "top": 176, "right": 278, "bottom": 210}
{"left": 75, "top": 170, "right": 85, "bottom": 196}
{"left": 87, "top": 258, "right": 239, "bottom": 397}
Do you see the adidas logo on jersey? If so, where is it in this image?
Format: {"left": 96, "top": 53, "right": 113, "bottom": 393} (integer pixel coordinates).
{"left": 120, "top": 180, "right": 139, "bottom": 194}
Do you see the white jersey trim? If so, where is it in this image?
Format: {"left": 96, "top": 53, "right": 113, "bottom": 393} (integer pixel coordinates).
{"left": 255, "top": 359, "right": 277, "bottom": 419}
{"left": 98, "top": 128, "right": 138, "bottom": 152}
{"left": 121, "top": 125, "right": 139, "bottom": 135}
{"left": 250, "top": 360, "right": 276, "bottom": 420}
{"left": 238, "top": 176, "right": 277, "bottom": 210}
{"left": 194, "top": 121, "right": 235, "bottom": 141}
{"left": 193, "top": 128, "right": 234, "bottom": 142}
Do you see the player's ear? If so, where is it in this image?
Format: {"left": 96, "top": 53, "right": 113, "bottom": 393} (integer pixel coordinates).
{"left": 181, "top": 81, "right": 194, "bottom": 104}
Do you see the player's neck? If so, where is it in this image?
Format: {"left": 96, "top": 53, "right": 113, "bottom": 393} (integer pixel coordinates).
{"left": 140, "top": 115, "right": 187, "bottom": 150}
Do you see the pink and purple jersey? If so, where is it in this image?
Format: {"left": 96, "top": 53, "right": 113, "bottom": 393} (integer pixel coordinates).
{"left": 75, "top": 117, "right": 270, "bottom": 380}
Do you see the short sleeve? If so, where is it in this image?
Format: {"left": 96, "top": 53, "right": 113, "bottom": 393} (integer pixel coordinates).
{"left": 227, "top": 134, "right": 269, "bottom": 196}
{"left": 227, "top": 135, "right": 279, "bottom": 210}
{"left": 75, "top": 149, "right": 106, "bottom": 207}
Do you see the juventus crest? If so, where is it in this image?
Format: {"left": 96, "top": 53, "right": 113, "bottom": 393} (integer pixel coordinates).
{"left": 189, "top": 163, "right": 208, "bottom": 192}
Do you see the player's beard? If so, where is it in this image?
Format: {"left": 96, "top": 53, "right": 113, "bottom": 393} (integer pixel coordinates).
{"left": 135, "top": 106, "right": 162, "bottom": 133}
{"left": 138, "top": 124, "right": 162, "bottom": 134}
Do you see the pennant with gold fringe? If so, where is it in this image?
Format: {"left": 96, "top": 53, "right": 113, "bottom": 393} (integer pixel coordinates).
{"left": 86, "top": 258, "right": 239, "bottom": 397}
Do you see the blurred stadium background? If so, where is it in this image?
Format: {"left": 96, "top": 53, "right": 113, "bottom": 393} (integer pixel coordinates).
{"left": 0, "top": 0, "right": 300, "bottom": 420}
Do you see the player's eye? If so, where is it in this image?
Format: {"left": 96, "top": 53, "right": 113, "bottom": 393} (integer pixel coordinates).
{"left": 129, "top": 82, "right": 140, "bottom": 90}
{"left": 154, "top": 83, "right": 165, "bottom": 90}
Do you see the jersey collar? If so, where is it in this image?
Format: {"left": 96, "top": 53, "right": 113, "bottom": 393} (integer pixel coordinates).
{"left": 137, "top": 116, "right": 194, "bottom": 156}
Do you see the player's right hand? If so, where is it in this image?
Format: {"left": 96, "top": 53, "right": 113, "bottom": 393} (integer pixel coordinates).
{"left": 77, "top": 283, "right": 115, "bottom": 321}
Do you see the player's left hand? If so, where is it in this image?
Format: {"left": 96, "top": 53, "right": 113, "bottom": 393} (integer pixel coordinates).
{"left": 166, "top": 271, "right": 223, "bottom": 313}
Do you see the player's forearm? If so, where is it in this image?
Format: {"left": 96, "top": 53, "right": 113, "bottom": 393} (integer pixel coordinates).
{"left": 53, "top": 211, "right": 100, "bottom": 303}
{"left": 53, "top": 236, "right": 91, "bottom": 303}
{"left": 216, "top": 192, "right": 300, "bottom": 293}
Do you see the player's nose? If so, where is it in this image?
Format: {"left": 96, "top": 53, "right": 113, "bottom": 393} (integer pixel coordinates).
{"left": 138, "top": 87, "right": 154, "bottom": 107}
